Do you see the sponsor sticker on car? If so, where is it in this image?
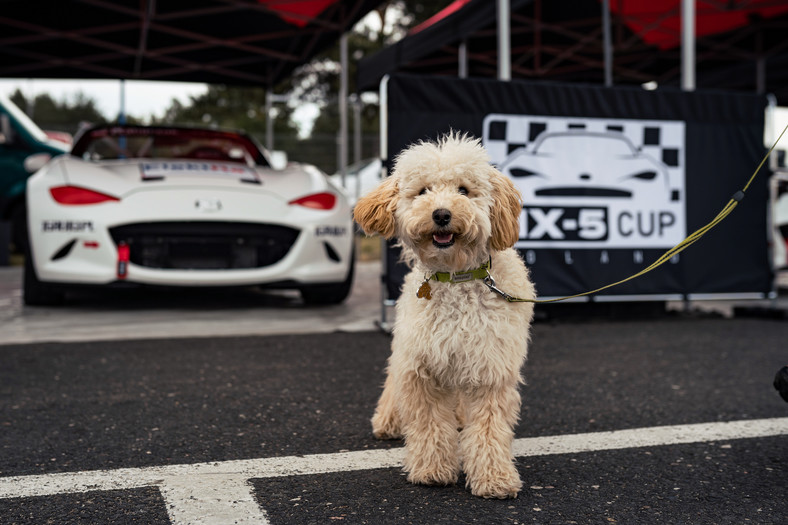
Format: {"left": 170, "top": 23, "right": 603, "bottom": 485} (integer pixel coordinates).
{"left": 315, "top": 226, "right": 347, "bottom": 237}
{"left": 141, "top": 162, "right": 259, "bottom": 183}
{"left": 42, "top": 220, "right": 94, "bottom": 232}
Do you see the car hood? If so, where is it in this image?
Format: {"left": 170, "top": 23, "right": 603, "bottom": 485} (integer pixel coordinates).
{"left": 58, "top": 157, "right": 331, "bottom": 200}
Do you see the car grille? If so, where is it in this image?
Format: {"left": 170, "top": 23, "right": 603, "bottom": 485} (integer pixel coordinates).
{"left": 109, "top": 222, "right": 299, "bottom": 270}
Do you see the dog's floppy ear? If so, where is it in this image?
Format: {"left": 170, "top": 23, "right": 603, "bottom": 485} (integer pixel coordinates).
{"left": 489, "top": 168, "right": 523, "bottom": 251}
{"left": 353, "top": 175, "right": 398, "bottom": 239}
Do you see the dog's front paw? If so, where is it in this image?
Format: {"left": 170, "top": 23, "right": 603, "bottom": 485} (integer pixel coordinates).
{"left": 406, "top": 464, "right": 459, "bottom": 487}
{"left": 467, "top": 466, "right": 522, "bottom": 499}
{"left": 371, "top": 410, "right": 402, "bottom": 440}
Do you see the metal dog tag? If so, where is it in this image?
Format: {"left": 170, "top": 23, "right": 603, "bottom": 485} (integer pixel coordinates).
{"left": 417, "top": 280, "right": 432, "bottom": 300}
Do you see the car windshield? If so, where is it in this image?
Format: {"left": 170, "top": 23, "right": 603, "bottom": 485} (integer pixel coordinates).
{"left": 71, "top": 126, "right": 267, "bottom": 166}
{"left": 536, "top": 133, "right": 634, "bottom": 156}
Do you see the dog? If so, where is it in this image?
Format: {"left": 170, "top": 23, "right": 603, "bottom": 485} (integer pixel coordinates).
{"left": 353, "top": 133, "right": 535, "bottom": 499}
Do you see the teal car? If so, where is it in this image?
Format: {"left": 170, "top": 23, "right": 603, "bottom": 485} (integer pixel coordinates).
{"left": 0, "top": 92, "right": 68, "bottom": 252}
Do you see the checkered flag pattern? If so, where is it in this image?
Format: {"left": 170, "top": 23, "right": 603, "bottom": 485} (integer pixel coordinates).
{"left": 483, "top": 114, "right": 685, "bottom": 191}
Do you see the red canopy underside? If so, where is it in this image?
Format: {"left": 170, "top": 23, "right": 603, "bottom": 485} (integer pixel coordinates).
{"left": 608, "top": 0, "right": 788, "bottom": 50}
{"left": 415, "top": 0, "right": 788, "bottom": 51}
{"left": 259, "top": 0, "right": 341, "bottom": 28}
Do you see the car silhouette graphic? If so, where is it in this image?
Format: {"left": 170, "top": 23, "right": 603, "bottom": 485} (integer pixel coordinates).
{"left": 499, "top": 131, "right": 672, "bottom": 204}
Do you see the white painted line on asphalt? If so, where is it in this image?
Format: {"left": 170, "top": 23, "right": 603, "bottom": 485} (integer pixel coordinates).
{"left": 1, "top": 417, "right": 786, "bottom": 525}
{"left": 510, "top": 417, "right": 788, "bottom": 457}
{"left": 159, "top": 474, "right": 268, "bottom": 525}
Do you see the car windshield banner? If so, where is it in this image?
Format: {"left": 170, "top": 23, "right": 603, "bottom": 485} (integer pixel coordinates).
{"left": 384, "top": 73, "right": 771, "bottom": 301}
{"left": 141, "top": 161, "right": 259, "bottom": 183}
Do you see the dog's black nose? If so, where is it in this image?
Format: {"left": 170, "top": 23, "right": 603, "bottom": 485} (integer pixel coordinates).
{"left": 432, "top": 209, "right": 452, "bottom": 226}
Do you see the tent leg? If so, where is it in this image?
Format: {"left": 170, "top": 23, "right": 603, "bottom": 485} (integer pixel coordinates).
{"left": 497, "top": 0, "right": 511, "bottom": 81}
{"left": 603, "top": 0, "right": 613, "bottom": 87}
{"left": 681, "top": 0, "right": 695, "bottom": 91}
{"left": 375, "top": 76, "right": 392, "bottom": 334}
{"left": 339, "top": 33, "right": 349, "bottom": 184}
{"left": 459, "top": 39, "right": 468, "bottom": 78}
{"left": 376, "top": 237, "right": 394, "bottom": 334}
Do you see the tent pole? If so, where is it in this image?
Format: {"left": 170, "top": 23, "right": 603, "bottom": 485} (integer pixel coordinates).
{"left": 377, "top": 76, "right": 392, "bottom": 333}
{"left": 119, "top": 79, "right": 126, "bottom": 124}
{"left": 756, "top": 32, "right": 765, "bottom": 94}
{"left": 352, "top": 95, "right": 361, "bottom": 165}
{"left": 265, "top": 89, "right": 273, "bottom": 151}
{"left": 756, "top": 57, "right": 766, "bottom": 94}
{"left": 265, "top": 91, "right": 289, "bottom": 152}
{"left": 497, "top": 0, "right": 511, "bottom": 81}
{"left": 681, "top": 0, "right": 695, "bottom": 91}
{"left": 352, "top": 94, "right": 362, "bottom": 200}
{"left": 339, "top": 32, "right": 349, "bottom": 186}
{"left": 459, "top": 39, "right": 468, "bottom": 79}
{"left": 603, "top": 0, "right": 613, "bottom": 87}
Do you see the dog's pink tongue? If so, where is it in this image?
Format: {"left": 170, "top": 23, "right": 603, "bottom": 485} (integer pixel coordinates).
{"left": 433, "top": 233, "right": 453, "bottom": 243}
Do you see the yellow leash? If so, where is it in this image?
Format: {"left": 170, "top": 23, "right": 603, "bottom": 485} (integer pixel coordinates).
{"left": 487, "top": 124, "right": 788, "bottom": 304}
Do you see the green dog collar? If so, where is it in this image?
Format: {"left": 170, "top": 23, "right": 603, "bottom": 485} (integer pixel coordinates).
{"left": 416, "top": 259, "right": 492, "bottom": 300}
{"left": 429, "top": 259, "right": 491, "bottom": 284}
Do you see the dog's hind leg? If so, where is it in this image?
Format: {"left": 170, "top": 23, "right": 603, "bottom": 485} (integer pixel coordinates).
{"left": 400, "top": 371, "right": 461, "bottom": 486}
{"left": 371, "top": 369, "right": 403, "bottom": 439}
{"left": 460, "top": 385, "right": 522, "bottom": 499}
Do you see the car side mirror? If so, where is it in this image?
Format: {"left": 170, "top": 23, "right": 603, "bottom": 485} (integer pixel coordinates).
{"left": 269, "top": 150, "right": 288, "bottom": 170}
{"left": 23, "top": 152, "right": 52, "bottom": 173}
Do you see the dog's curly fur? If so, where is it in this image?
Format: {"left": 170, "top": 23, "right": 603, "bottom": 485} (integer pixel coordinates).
{"left": 354, "top": 133, "right": 535, "bottom": 499}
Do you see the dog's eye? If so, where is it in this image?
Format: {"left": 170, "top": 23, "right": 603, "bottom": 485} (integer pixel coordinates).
{"left": 458, "top": 186, "right": 469, "bottom": 196}
{"left": 418, "top": 188, "right": 428, "bottom": 196}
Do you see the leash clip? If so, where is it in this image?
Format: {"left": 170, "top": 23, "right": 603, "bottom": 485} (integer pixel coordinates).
{"left": 483, "top": 275, "right": 514, "bottom": 301}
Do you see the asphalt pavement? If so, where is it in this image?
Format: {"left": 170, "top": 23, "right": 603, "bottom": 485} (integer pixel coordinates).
{"left": 0, "top": 259, "right": 787, "bottom": 524}
{"left": 1, "top": 318, "right": 786, "bottom": 524}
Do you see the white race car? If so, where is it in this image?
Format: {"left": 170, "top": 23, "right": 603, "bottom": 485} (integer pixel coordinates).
{"left": 24, "top": 124, "right": 354, "bottom": 306}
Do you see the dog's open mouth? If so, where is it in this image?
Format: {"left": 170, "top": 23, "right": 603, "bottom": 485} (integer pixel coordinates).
{"left": 432, "top": 232, "right": 455, "bottom": 248}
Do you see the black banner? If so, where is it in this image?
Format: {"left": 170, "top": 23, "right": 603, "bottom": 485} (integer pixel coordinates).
{"left": 384, "top": 73, "right": 771, "bottom": 301}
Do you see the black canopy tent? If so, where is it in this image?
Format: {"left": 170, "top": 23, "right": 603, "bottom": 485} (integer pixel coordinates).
{"left": 0, "top": 0, "right": 382, "bottom": 88}
{"left": 0, "top": 0, "right": 387, "bottom": 190}
{"left": 357, "top": 0, "right": 788, "bottom": 103}
{"left": 355, "top": 0, "right": 785, "bottom": 327}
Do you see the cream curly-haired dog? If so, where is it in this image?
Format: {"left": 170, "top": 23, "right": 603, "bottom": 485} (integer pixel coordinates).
{"left": 353, "top": 133, "right": 535, "bottom": 499}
